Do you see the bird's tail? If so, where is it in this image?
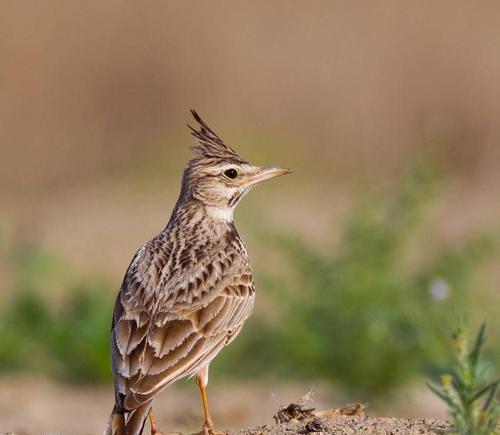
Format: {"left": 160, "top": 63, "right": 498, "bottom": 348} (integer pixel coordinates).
{"left": 104, "top": 402, "right": 152, "bottom": 435}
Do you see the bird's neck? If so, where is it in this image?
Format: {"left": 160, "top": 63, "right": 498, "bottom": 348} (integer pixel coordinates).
{"left": 173, "top": 177, "right": 236, "bottom": 224}
{"left": 167, "top": 196, "right": 235, "bottom": 235}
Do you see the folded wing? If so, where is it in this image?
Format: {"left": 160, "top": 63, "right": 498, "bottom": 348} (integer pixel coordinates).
{"left": 111, "top": 236, "right": 254, "bottom": 411}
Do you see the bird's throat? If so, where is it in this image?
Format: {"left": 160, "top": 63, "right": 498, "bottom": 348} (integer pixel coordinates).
{"left": 204, "top": 205, "right": 234, "bottom": 223}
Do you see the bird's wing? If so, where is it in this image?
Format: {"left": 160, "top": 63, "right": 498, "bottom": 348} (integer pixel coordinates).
{"left": 111, "top": 236, "right": 255, "bottom": 410}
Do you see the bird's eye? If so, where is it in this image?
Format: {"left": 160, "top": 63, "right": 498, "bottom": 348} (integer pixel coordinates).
{"left": 224, "top": 168, "right": 238, "bottom": 179}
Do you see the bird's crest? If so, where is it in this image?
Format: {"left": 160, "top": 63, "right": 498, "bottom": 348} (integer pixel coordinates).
{"left": 188, "top": 110, "right": 246, "bottom": 163}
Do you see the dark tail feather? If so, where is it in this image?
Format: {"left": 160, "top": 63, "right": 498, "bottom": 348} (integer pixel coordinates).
{"left": 104, "top": 403, "right": 152, "bottom": 435}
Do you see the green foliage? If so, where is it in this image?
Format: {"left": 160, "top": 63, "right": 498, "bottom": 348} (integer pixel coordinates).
{"left": 0, "top": 241, "right": 114, "bottom": 382}
{"left": 217, "top": 159, "right": 499, "bottom": 396}
{"left": 427, "top": 323, "right": 499, "bottom": 435}
{"left": 0, "top": 285, "right": 113, "bottom": 382}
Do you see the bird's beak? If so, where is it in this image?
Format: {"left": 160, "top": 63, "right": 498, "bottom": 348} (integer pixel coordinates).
{"left": 246, "top": 166, "right": 292, "bottom": 186}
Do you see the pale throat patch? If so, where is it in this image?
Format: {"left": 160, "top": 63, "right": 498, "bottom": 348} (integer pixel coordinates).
{"left": 205, "top": 205, "right": 234, "bottom": 222}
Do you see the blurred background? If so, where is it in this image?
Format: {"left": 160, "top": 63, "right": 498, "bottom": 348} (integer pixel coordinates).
{"left": 1, "top": 1, "right": 499, "bottom": 434}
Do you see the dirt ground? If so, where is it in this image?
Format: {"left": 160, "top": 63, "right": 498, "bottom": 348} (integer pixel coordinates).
{"left": 230, "top": 415, "right": 450, "bottom": 435}
{"left": 0, "top": 377, "right": 447, "bottom": 435}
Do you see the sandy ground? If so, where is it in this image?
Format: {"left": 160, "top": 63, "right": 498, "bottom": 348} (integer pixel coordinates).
{"left": 231, "top": 415, "right": 450, "bottom": 435}
{"left": 0, "top": 377, "right": 447, "bottom": 435}
{"left": 232, "top": 400, "right": 450, "bottom": 435}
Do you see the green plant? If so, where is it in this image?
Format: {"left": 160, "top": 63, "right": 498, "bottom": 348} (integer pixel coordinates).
{"left": 427, "top": 323, "right": 499, "bottom": 435}
{"left": 0, "top": 240, "right": 114, "bottom": 382}
{"left": 0, "top": 284, "right": 114, "bottom": 382}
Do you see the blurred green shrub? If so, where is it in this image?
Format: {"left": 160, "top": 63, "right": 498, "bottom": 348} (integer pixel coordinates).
{"left": 0, "top": 240, "right": 113, "bottom": 382}
{"left": 215, "top": 158, "right": 499, "bottom": 396}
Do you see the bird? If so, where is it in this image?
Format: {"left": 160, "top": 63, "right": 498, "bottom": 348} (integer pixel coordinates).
{"left": 105, "top": 111, "right": 291, "bottom": 435}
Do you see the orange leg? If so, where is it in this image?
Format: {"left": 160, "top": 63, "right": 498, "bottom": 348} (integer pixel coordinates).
{"left": 196, "top": 367, "right": 224, "bottom": 435}
{"left": 149, "top": 409, "right": 162, "bottom": 435}
{"left": 149, "top": 409, "right": 182, "bottom": 435}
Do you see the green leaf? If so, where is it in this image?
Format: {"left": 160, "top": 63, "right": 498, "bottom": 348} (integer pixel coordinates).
{"left": 469, "top": 323, "right": 486, "bottom": 368}
{"left": 470, "top": 379, "right": 499, "bottom": 405}
{"left": 481, "top": 380, "right": 499, "bottom": 412}
{"left": 426, "top": 381, "right": 459, "bottom": 410}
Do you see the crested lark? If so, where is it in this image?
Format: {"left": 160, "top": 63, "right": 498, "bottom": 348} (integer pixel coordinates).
{"left": 105, "top": 111, "right": 290, "bottom": 435}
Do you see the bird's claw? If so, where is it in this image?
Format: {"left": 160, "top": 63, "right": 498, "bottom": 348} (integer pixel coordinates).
{"left": 202, "top": 424, "right": 226, "bottom": 435}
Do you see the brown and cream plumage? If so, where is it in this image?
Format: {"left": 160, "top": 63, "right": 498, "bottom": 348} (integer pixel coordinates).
{"left": 105, "top": 111, "right": 290, "bottom": 435}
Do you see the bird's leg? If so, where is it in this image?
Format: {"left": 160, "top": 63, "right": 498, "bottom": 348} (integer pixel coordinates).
{"left": 149, "top": 409, "right": 162, "bottom": 435}
{"left": 149, "top": 408, "right": 182, "bottom": 435}
{"left": 196, "top": 367, "right": 224, "bottom": 435}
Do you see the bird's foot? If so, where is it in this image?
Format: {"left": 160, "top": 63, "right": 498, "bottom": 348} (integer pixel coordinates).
{"left": 202, "top": 423, "right": 226, "bottom": 435}
{"left": 149, "top": 409, "right": 183, "bottom": 435}
{"left": 152, "top": 431, "right": 182, "bottom": 435}
{"left": 151, "top": 420, "right": 182, "bottom": 435}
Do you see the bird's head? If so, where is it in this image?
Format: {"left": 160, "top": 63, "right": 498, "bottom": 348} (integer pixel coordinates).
{"left": 179, "top": 110, "right": 291, "bottom": 222}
